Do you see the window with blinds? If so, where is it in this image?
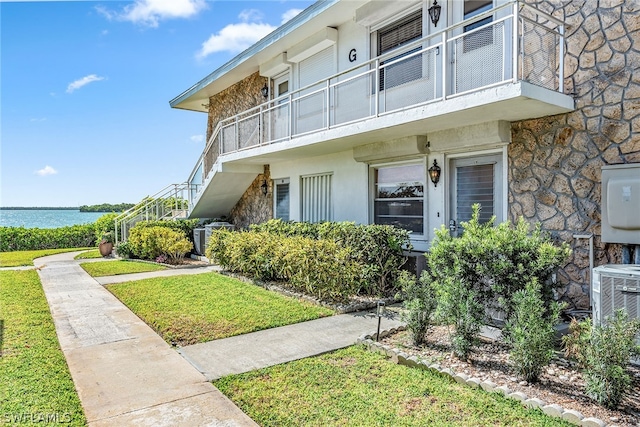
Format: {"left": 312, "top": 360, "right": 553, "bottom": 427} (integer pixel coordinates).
{"left": 301, "top": 173, "right": 332, "bottom": 222}
{"left": 377, "top": 10, "right": 423, "bottom": 91}
{"left": 456, "top": 163, "right": 494, "bottom": 224}
{"left": 275, "top": 179, "right": 290, "bottom": 221}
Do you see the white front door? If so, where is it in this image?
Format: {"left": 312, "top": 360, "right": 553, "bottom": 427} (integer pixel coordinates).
{"left": 271, "top": 73, "right": 290, "bottom": 141}
{"left": 449, "top": 154, "right": 503, "bottom": 236}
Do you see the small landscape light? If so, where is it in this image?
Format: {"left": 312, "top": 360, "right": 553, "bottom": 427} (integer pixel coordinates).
{"left": 376, "top": 300, "right": 386, "bottom": 342}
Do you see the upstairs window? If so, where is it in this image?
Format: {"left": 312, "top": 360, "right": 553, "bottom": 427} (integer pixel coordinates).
{"left": 463, "top": 0, "right": 494, "bottom": 51}
{"left": 377, "top": 10, "right": 423, "bottom": 91}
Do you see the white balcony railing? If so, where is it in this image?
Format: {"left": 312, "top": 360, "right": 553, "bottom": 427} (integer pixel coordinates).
{"left": 191, "top": 1, "right": 565, "bottom": 194}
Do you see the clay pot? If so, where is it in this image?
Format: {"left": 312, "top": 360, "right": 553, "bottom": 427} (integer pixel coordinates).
{"left": 99, "top": 241, "right": 113, "bottom": 257}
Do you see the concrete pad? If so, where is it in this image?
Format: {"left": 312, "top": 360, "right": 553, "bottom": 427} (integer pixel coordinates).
{"left": 179, "top": 311, "right": 404, "bottom": 380}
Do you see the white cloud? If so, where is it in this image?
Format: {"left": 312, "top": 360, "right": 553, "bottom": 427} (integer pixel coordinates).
{"left": 197, "top": 22, "right": 275, "bottom": 57}
{"left": 281, "top": 8, "right": 302, "bottom": 24}
{"left": 190, "top": 134, "right": 204, "bottom": 143}
{"left": 35, "top": 166, "right": 58, "bottom": 176}
{"left": 98, "top": 0, "right": 207, "bottom": 28}
{"left": 195, "top": 8, "right": 304, "bottom": 59}
{"left": 66, "top": 74, "right": 105, "bottom": 93}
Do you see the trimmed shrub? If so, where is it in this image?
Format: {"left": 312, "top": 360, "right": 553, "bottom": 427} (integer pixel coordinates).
{"left": 425, "top": 204, "right": 570, "bottom": 359}
{"left": 157, "top": 230, "right": 193, "bottom": 264}
{"left": 206, "top": 229, "right": 361, "bottom": 302}
{"left": 504, "top": 278, "right": 563, "bottom": 383}
{"left": 251, "top": 219, "right": 411, "bottom": 296}
{"left": 398, "top": 270, "right": 437, "bottom": 346}
{"left": 563, "top": 310, "right": 640, "bottom": 409}
{"left": 132, "top": 219, "right": 200, "bottom": 246}
{"left": 0, "top": 224, "right": 96, "bottom": 252}
{"left": 115, "top": 240, "right": 134, "bottom": 259}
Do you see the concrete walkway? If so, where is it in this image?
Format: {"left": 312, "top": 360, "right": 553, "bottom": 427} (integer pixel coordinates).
{"left": 180, "top": 311, "right": 404, "bottom": 380}
{"left": 31, "top": 251, "right": 404, "bottom": 426}
{"left": 34, "top": 252, "right": 258, "bottom": 427}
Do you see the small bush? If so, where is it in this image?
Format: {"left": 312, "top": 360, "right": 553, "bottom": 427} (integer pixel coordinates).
{"left": 115, "top": 241, "right": 134, "bottom": 259}
{"left": 564, "top": 310, "right": 640, "bottom": 409}
{"left": 94, "top": 213, "right": 118, "bottom": 244}
{"left": 132, "top": 219, "right": 199, "bottom": 246}
{"left": 398, "top": 270, "right": 437, "bottom": 346}
{"left": 504, "top": 278, "right": 563, "bottom": 383}
{"left": 157, "top": 230, "right": 193, "bottom": 264}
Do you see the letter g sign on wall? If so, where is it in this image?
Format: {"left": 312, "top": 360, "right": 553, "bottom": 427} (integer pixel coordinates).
{"left": 349, "top": 48, "right": 357, "bottom": 62}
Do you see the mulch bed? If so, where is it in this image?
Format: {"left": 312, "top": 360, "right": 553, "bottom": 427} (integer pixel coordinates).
{"left": 381, "top": 326, "right": 640, "bottom": 426}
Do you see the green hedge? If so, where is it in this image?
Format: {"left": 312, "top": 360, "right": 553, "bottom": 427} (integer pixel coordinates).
{"left": 0, "top": 224, "right": 96, "bottom": 252}
{"left": 129, "top": 219, "right": 199, "bottom": 245}
{"left": 206, "top": 230, "right": 361, "bottom": 302}
{"left": 250, "top": 219, "right": 411, "bottom": 296}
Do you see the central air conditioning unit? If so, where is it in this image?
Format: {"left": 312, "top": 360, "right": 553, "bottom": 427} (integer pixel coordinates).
{"left": 592, "top": 264, "right": 640, "bottom": 364}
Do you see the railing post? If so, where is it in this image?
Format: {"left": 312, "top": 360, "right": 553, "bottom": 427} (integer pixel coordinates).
{"left": 558, "top": 22, "right": 565, "bottom": 93}
{"left": 326, "top": 79, "right": 330, "bottom": 129}
{"left": 235, "top": 117, "right": 239, "bottom": 151}
{"left": 441, "top": 31, "right": 447, "bottom": 98}
{"left": 259, "top": 104, "right": 263, "bottom": 145}
{"left": 374, "top": 58, "right": 380, "bottom": 116}
{"left": 513, "top": 1, "right": 519, "bottom": 84}
{"left": 288, "top": 93, "right": 293, "bottom": 139}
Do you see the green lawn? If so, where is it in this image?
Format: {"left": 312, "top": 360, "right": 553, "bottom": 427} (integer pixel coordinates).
{"left": 0, "top": 270, "right": 86, "bottom": 425}
{"left": 215, "top": 345, "right": 571, "bottom": 427}
{"left": 74, "top": 249, "right": 102, "bottom": 260}
{"left": 107, "top": 273, "right": 334, "bottom": 346}
{"left": 79, "top": 260, "right": 167, "bottom": 277}
{"left": 0, "top": 248, "right": 92, "bottom": 267}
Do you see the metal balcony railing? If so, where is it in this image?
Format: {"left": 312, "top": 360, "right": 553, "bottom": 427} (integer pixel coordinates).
{"left": 114, "top": 183, "right": 196, "bottom": 244}
{"left": 190, "top": 1, "right": 565, "bottom": 200}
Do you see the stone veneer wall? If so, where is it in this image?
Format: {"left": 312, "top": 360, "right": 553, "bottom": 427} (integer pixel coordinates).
{"left": 203, "top": 72, "right": 268, "bottom": 174}
{"left": 509, "top": 0, "right": 640, "bottom": 308}
{"left": 229, "top": 165, "right": 273, "bottom": 229}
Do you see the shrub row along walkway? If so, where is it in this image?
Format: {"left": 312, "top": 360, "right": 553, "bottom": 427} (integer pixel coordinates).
{"left": 32, "top": 251, "right": 404, "bottom": 426}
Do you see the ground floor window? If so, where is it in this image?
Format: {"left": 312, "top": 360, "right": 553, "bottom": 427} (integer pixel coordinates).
{"left": 274, "top": 178, "right": 290, "bottom": 221}
{"left": 373, "top": 163, "right": 425, "bottom": 235}
{"left": 301, "top": 173, "right": 333, "bottom": 222}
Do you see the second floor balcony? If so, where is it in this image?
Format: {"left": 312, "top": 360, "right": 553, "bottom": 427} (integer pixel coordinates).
{"left": 188, "top": 1, "right": 574, "bottom": 217}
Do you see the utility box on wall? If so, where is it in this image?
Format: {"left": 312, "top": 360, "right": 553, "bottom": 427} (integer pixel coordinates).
{"left": 601, "top": 163, "right": 640, "bottom": 244}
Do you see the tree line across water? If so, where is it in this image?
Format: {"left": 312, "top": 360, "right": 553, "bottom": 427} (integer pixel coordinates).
{"left": 1, "top": 203, "right": 134, "bottom": 212}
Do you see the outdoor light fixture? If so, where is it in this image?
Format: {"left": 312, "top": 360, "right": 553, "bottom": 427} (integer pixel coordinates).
{"left": 429, "top": 159, "right": 441, "bottom": 187}
{"left": 376, "top": 301, "right": 386, "bottom": 342}
{"left": 261, "top": 180, "right": 268, "bottom": 196}
{"left": 261, "top": 83, "right": 269, "bottom": 99}
{"left": 428, "top": 0, "right": 441, "bottom": 27}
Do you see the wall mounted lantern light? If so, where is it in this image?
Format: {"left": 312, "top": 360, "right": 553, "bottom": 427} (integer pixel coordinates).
{"left": 428, "top": 0, "right": 442, "bottom": 27}
{"left": 429, "top": 160, "right": 441, "bottom": 187}
{"left": 261, "top": 83, "right": 269, "bottom": 99}
{"left": 261, "top": 180, "right": 269, "bottom": 196}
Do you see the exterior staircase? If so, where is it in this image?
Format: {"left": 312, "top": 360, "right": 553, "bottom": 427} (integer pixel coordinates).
{"left": 114, "top": 183, "right": 195, "bottom": 244}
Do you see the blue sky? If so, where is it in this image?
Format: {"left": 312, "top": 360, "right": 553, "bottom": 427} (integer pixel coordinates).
{"left": 1, "top": 0, "right": 313, "bottom": 207}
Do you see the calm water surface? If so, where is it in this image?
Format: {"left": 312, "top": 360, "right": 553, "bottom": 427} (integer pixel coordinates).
{"left": 0, "top": 210, "right": 105, "bottom": 229}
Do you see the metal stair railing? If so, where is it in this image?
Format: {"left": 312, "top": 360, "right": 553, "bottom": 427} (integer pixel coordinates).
{"left": 114, "top": 183, "right": 193, "bottom": 245}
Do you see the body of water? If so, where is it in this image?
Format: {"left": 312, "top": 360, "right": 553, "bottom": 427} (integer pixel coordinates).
{"left": 0, "top": 210, "right": 106, "bottom": 229}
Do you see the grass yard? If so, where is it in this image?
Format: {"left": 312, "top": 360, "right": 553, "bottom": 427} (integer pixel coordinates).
{"left": 0, "top": 248, "right": 92, "bottom": 267}
{"left": 215, "top": 346, "right": 571, "bottom": 427}
{"left": 80, "top": 260, "right": 167, "bottom": 277}
{"left": 0, "top": 270, "right": 86, "bottom": 425}
{"left": 74, "top": 249, "right": 102, "bottom": 259}
{"left": 107, "top": 272, "right": 334, "bottom": 346}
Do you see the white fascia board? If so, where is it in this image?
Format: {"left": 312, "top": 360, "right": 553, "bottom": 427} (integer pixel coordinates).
{"left": 259, "top": 53, "right": 290, "bottom": 78}
{"left": 286, "top": 27, "right": 338, "bottom": 63}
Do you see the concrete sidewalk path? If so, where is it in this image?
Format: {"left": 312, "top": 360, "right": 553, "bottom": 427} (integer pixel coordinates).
{"left": 180, "top": 309, "right": 404, "bottom": 381}
{"left": 96, "top": 264, "right": 220, "bottom": 285}
{"left": 34, "top": 251, "right": 258, "bottom": 427}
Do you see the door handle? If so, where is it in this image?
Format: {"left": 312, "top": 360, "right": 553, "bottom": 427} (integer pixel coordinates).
{"left": 449, "top": 219, "right": 457, "bottom": 233}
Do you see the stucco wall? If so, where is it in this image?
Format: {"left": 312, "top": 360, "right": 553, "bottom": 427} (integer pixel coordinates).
{"left": 509, "top": 0, "right": 640, "bottom": 308}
